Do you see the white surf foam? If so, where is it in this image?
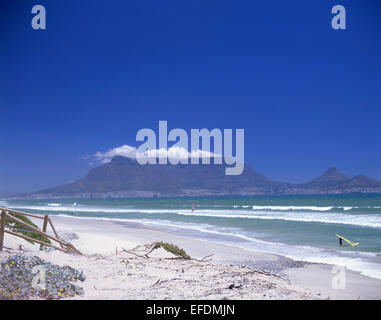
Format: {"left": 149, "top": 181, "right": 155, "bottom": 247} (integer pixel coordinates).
{"left": 0, "top": 200, "right": 8, "bottom": 206}
{"left": 302, "top": 256, "right": 381, "bottom": 280}
{"left": 176, "top": 211, "right": 381, "bottom": 228}
{"left": 252, "top": 205, "right": 333, "bottom": 211}
{"left": 47, "top": 203, "right": 62, "bottom": 207}
{"left": 7, "top": 203, "right": 381, "bottom": 229}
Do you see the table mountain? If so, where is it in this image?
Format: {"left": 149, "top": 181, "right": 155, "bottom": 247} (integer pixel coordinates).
{"left": 13, "top": 158, "right": 381, "bottom": 199}
{"left": 33, "top": 156, "right": 282, "bottom": 197}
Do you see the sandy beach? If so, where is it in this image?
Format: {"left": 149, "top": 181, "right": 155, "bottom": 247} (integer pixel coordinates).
{"left": 1, "top": 215, "right": 381, "bottom": 300}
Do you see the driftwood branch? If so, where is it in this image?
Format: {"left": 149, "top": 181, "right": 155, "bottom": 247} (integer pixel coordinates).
{"left": 165, "top": 253, "right": 214, "bottom": 262}
{"left": 121, "top": 247, "right": 149, "bottom": 259}
{"left": 193, "top": 254, "right": 214, "bottom": 262}
{"left": 121, "top": 243, "right": 214, "bottom": 263}
{"left": 145, "top": 244, "right": 158, "bottom": 256}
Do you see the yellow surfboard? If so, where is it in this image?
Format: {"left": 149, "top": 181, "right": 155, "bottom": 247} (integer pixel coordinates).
{"left": 335, "top": 234, "right": 359, "bottom": 247}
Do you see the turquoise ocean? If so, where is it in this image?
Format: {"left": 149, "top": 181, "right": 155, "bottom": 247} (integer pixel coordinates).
{"left": 2, "top": 194, "right": 381, "bottom": 279}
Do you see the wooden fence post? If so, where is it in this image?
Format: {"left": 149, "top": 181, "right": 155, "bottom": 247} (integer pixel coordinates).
{"left": 40, "top": 214, "right": 49, "bottom": 251}
{"left": 0, "top": 210, "right": 5, "bottom": 251}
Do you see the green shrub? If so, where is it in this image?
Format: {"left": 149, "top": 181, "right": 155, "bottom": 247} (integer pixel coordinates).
{"left": 153, "top": 241, "right": 189, "bottom": 258}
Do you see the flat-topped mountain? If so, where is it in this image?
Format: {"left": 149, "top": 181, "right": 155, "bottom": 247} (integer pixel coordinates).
{"left": 11, "top": 157, "right": 381, "bottom": 199}
{"left": 34, "top": 156, "right": 282, "bottom": 198}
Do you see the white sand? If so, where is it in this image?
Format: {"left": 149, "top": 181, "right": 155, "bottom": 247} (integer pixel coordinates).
{"left": 1, "top": 215, "right": 380, "bottom": 300}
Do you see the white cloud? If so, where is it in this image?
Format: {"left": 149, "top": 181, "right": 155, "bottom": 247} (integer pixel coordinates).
{"left": 94, "top": 145, "right": 137, "bottom": 164}
{"left": 92, "top": 144, "right": 221, "bottom": 164}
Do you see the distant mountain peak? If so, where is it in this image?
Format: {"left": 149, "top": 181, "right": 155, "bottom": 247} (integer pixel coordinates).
{"left": 109, "top": 155, "right": 137, "bottom": 165}
{"left": 338, "top": 175, "right": 381, "bottom": 188}
{"left": 323, "top": 167, "right": 340, "bottom": 174}
{"left": 300, "top": 167, "right": 350, "bottom": 188}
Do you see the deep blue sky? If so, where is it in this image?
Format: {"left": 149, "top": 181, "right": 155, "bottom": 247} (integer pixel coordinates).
{"left": 0, "top": 0, "right": 380, "bottom": 196}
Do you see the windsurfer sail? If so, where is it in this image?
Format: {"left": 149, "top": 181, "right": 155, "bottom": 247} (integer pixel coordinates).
{"left": 192, "top": 202, "right": 195, "bottom": 212}
{"left": 335, "top": 234, "right": 359, "bottom": 247}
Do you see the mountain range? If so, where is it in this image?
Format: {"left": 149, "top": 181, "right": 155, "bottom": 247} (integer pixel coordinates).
{"left": 11, "top": 156, "right": 381, "bottom": 199}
